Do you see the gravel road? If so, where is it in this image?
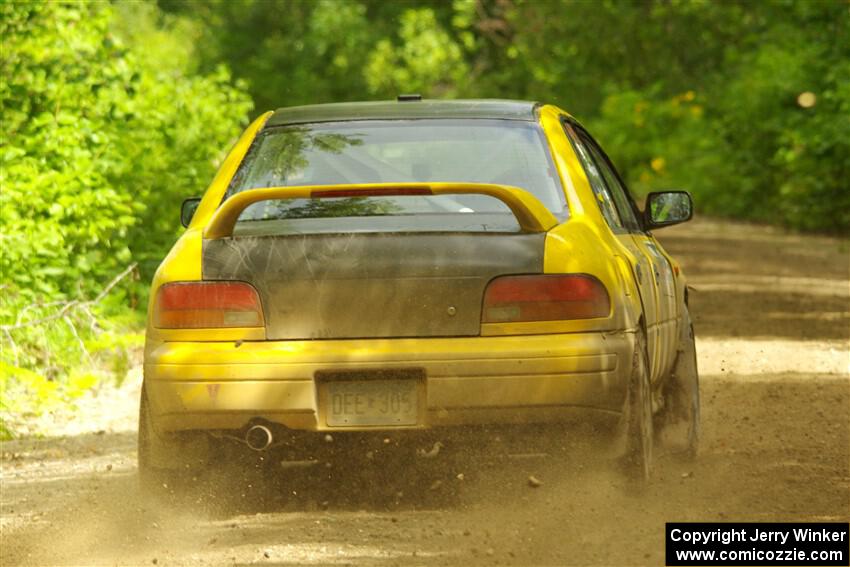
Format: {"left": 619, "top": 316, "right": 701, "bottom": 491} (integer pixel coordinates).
{"left": 2, "top": 218, "right": 848, "bottom": 566}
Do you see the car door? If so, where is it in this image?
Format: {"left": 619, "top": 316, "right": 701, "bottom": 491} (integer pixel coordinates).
{"left": 582, "top": 142, "right": 680, "bottom": 380}
{"left": 637, "top": 236, "right": 679, "bottom": 377}
{"left": 561, "top": 120, "right": 666, "bottom": 382}
{"left": 569, "top": 123, "right": 679, "bottom": 381}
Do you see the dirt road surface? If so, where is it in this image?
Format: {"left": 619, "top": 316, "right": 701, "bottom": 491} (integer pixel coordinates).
{"left": 2, "top": 218, "right": 848, "bottom": 566}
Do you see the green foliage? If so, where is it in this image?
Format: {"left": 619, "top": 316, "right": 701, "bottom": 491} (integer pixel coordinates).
{"left": 1, "top": 3, "right": 135, "bottom": 297}
{"left": 366, "top": 8, "right": 468, "bottom": 97}
{"left": 708, "top": 3, "right": 850, "bottom": 231}
{"left": 588, "top": 88, "right": 731, "bottom": 205}
{"left": 2, "top": 0, "right": 847, "bottom": 435}
{"left": 159, "top": 0, "right": 849, "bottom": 233}
{"left": 500, "top": 0, "right": 850, "bottom": 232}
{"left": 157, "top": 0, "right": 378, "bottom": 111}
{"left": 1, "top": 1, "right": 252, "bottom": 298}
{"left": 0, "top": 289, "right": 145, "bottom": 438}
{"left": 0, "top": 1, "right": 251, "bottom": 435}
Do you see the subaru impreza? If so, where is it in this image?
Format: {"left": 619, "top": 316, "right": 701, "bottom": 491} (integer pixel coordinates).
{"left": 139, "top": 97, "right": 699, "bottom": 489}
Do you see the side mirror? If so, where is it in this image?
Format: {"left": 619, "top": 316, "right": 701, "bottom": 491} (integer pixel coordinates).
{"left": 644, "top": 191, "right": 693, "bottom": 229}
{"left": 181, "top": 197, "right": 201, "bottom": 228}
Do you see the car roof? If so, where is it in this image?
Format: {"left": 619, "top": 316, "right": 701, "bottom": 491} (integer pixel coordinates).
{"left": 266, "top": 99, "right": 540, "bottom": 127}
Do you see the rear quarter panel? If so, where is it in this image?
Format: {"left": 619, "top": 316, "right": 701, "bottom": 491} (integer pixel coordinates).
{"left": 145, "top": 112, "right": 273, "bottom": 351}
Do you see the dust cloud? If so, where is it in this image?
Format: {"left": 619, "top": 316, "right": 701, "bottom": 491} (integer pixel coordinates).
{"left": 2, "top": 218, "right": 848, "bottom": 566}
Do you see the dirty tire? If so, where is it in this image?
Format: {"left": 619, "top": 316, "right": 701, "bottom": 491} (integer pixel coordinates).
{"left": 137, "top": 384, "right": 178, "bottom": 497}
{"left": 625, "top": 330, "right": 653, "bottom": 482}
{"left": 659, "top": 308, "right": 701, "bottom": 459}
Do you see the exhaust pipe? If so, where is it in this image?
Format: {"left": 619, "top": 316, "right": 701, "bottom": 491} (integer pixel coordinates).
{"left": 245, "top": 424, "right": 273, "bottom": 451}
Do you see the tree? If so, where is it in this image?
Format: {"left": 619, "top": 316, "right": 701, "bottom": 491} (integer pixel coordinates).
{"left": 0, "top": 1, "right": 252, "bottom": 433}
{"left": 1, "top": 1, "right": 253, "bottom": 300}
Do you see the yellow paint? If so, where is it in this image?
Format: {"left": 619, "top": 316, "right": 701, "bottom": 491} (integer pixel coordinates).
{"left": 537, "top": 105, "right": 586, "bottom": 216}
{"left": 204, "top": 182, "right": 558, "bottom": 238}
{"left": 145, "top": 112, "right": 272, "bottom": 346}
{"left": 145, "top": 331, "right": 632, "bottom": 431}
{"left": 144, "top": 104, "right": 690, "bottom": 435}
{"left": 189, "top": 111, "right": 274, "bottom": 229}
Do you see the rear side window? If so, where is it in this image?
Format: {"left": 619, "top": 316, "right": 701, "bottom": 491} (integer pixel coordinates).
{"left": 563, "top": 123, "right": 623, "bottom": 230}
{"left": 578, "top": 132, "right": 642, "bottom": 232}
{"left": 562, "top": 121, "right": 642, "bottom": 232}
{"left": 224, "top": 119, "right": 566, "bottom": 234}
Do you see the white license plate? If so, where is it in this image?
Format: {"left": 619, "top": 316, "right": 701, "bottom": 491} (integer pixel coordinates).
{"left": 325, "top": 379, "right": 418, "bottom": 427}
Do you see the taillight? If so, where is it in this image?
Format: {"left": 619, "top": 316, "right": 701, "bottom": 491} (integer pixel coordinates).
{"left": 154, "top": 282, "right": 264, "bottom": 329}
{"left": 482, "top": 274, "right": 610, "bottom": 323}
{"left": 311, "top": 187, "right": 432, "bottom": 198}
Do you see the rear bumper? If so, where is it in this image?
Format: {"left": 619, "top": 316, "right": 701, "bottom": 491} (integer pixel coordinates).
{"left": 143, "top": 331, "right": 634, "bottom": 432}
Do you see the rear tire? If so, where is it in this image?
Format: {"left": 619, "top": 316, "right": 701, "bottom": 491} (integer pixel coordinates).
{"left": 658, "top": 308, "right": 701, "bottom": 459}
{"left": 138, "top": 384, "right": 173, "bottom": 496}
{"left": 138, "top": 384, "right": 209, "bottom": 496}
{"left": 624, "top": 330, "right": 653, "bottom": 482}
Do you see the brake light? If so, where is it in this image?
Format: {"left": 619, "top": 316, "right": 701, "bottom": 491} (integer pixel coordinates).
{"left": 154, "top": 282, "right": 264, "bottom": 329}
{"left": 482, "top": 274, "right": 610, "bottom": 323}
{"left": 311, "top": 187, "right": 432, "bottom": 198}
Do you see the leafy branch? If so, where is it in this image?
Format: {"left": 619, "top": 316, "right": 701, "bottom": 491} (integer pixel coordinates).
{"left": 1, "top": 264, "right": 138, "bottom": 333}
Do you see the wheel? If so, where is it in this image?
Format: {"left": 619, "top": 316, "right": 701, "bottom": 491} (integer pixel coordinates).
{"left": 658, "top": 307, "right": 701, "bottom": 459}
{"left": 138, "top": 384, "right": 210, "bottom": 496}
{"left": 137, "top": 383, "right": 175, "bottom": 495}
{"left": 624, "top": 329, "right": 653, "bottom": 481}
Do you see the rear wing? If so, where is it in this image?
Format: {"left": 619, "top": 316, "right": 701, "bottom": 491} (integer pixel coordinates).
{"left": 204, "top": 182, "right": 559, "bottom": 238}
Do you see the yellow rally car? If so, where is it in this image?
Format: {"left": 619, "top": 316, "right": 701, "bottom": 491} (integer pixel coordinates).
{"left": 140, "top": 98, "right": 699, "bottom": 487}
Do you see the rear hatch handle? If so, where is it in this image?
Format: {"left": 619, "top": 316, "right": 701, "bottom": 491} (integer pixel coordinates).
{"left": 204, "top": 182, "right": 560, "bottom": 238}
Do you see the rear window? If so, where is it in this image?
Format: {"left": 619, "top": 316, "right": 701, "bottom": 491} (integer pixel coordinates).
{"left": 224, "top": 119, "right": 566, "bottom": 234}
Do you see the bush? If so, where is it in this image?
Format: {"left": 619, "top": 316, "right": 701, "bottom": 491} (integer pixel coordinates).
{"left": 0, "top": 1, "right": 252, "bottom": 436}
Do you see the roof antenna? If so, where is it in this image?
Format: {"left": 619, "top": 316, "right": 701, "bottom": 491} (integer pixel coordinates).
{"left": 397, "top": 94, "right": 422, "bottom": 102}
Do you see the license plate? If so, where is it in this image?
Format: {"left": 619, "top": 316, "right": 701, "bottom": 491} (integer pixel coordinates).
{"left": 325, "top": 379, "right": 418, "bottom": 427}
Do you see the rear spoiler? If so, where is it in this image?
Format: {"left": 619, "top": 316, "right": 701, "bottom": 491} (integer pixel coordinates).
{"left": 204, "top": 182, "right": 559, "bottom": 238}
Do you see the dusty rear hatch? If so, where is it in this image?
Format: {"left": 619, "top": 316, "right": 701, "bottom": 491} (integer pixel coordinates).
{"left": 203, "top": 227, "right": 546, "bottom": 339}
{"left": 201, "top": 117, "right": 568, "bottom": 340}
